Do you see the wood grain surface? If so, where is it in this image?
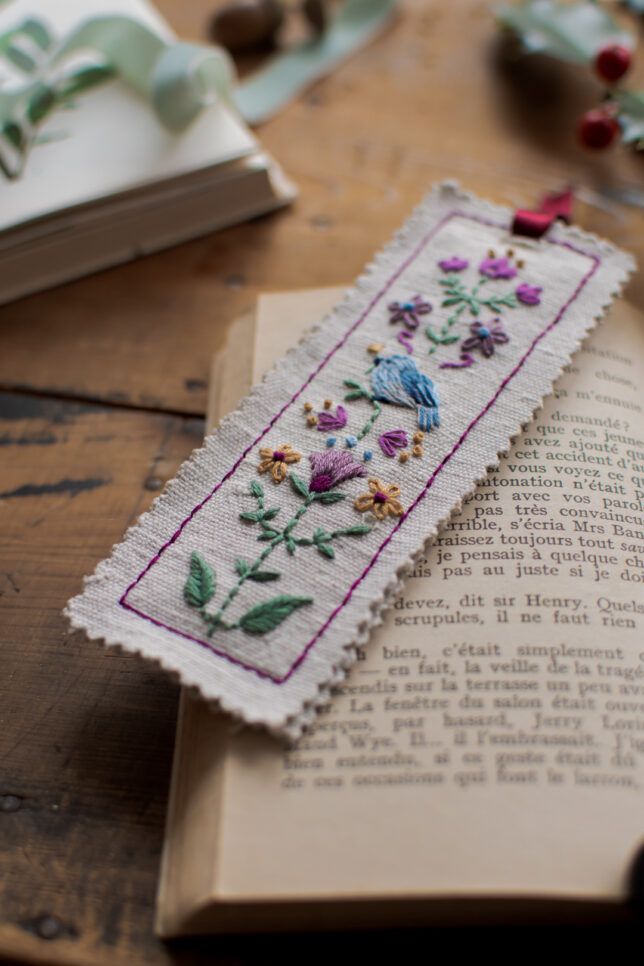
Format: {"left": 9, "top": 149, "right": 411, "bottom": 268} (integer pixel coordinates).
{"left": 0, "top": 1, "right": 641, "bottom": 963}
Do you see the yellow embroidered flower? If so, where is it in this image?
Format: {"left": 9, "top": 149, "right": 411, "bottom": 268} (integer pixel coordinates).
{"left": 354, "top": 479, "right": 404, "bottom": 520}
{"left": 258, "top": 443, "right": 302, "bottom": 483}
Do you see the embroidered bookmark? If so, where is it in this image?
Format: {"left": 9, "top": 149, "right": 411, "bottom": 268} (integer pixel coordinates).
{"left": 66, "top": 183, "right": 634, "bottom": 739}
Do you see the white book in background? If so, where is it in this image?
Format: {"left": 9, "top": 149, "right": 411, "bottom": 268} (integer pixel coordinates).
{"left": 0, "top": 0, "right": 295, "bottom": 304}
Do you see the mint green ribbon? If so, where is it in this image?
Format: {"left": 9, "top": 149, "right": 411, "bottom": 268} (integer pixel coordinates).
{"left": 235, "top": 0, "right": 397, "bottom": 125}
{"left": 0, "top": 1, "right": 397, "bottom": 178}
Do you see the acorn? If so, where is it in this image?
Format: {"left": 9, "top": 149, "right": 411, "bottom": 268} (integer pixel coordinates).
{"left": 211, "top": 0, "right": 284, "bottom": 54}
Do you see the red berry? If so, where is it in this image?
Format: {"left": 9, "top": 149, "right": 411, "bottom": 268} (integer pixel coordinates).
{"left": 595, "top": 44, "right": 632, "bottom": 83}
{"left": 578, "top": 109, "right": 620, "bottom": 150}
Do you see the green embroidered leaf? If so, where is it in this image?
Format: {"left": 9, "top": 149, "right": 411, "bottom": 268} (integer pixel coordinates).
{"left": 250, "top": 479, "right": 264, "bottom": 499}
{"left": 290, "top": 472, "right": 309, "bottom": 499}
{"left": 240, "top": 510, "right": 261, "bottom": 523}
{"left": 294, "top": 537, "right": 313, "bottom": 546}
{"left": 343, "top": 378, "right": 362, "bottom": 390}
{"left": 333, "top": 524, "right": 373, "bottom": 537}
{"left": 247, "top": 570, "right": 281, "bottom": 582}
{"left": 441, "top": 335, "right": 460, "bottom": 345}
{"left": 26, "top": 83, "right": 56, "bottom": 123}
{"left": 313, "top": 527, "right": 331, "bottom": 544}
{"left": 441, "top": 297, "right": 463, "bottom": 307}
{"left": 235, "top": 558, "right": 250, "bottom": 577}
{"left": 314, "top": 491, "right": 346, "bottom": 504}
{"left": 496, "top": 0, "right": 633, "bottom": 65}
{"left": 318, "top": 543, "right": 335, "bottom": 560}
{"left": 615, "top": 91, "right": 644, "bottom": 148}
{"left": 344, "top": 390, "right": 365, "bottom": 402}
{"left": 184, "top": 552, "right": 216, "bottom": 608}
{"left": 239, "top": 595, "right": 313, "bottom": 635}
{"left": 469, "top": 299, "right": 480, "bottom": 314}
{"left": 262, "top": 506, "right": 280, "bottom": 521}
{"left": 286, "top": 537, "right": 297, "bottom": 555}
{"left": 258, "top": 529, "right": 279, "bottom": 541}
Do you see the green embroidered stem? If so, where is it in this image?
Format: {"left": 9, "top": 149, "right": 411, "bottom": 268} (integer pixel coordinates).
{"left": 344, "top": 380, "right": 382, "bottom": 441}
{"left": 206, "top": 494, "right": 314, "bottom": 632}
{"left": 357, "top": 398, "right": 382, "bottom": 440}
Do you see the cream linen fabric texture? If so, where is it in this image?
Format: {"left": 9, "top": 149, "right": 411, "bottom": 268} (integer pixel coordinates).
{"left": 66, "top": 183, "right": 635, "bottom": 739}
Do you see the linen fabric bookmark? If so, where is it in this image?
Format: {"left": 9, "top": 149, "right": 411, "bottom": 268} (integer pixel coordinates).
{"left": 66, "top": 183, "right": 634, "bottom": 739}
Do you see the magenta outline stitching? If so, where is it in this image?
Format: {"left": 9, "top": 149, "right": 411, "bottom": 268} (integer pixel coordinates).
{"left": 119, "top": 212, "right": 600, "bottom": 684}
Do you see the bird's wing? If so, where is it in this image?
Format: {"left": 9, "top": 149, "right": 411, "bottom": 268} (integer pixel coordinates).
{"left": 371, "top": 364, "right": 412, "bottom": 407}
{"left": 401, "top": 369, "right": 439, "bottom": 408}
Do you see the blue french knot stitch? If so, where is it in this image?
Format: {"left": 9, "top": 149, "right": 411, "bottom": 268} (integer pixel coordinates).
{"left": 326, "top": 436, "right": 337, "bottom": 447}
{"left": 345, "top": 435, "right": 358, "bottom": 448}
{"left": 363, "top": 450, "right": 373, "bottom": 462}
{"left": 370, "top": 354, "right": 440, "bottom": 432}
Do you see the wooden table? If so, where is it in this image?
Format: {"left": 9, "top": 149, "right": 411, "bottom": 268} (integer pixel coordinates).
{"left": 1, "top": 2, "right": 642, "bottom": 962}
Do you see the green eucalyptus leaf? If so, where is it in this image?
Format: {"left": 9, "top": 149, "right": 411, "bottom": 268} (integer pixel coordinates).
{"left": 60, "top": 63, "right": 115, "bottom": 98}
{"left": 2, "top": 120, "right": 24, "bottom": 151}
{"left": 496, "top": 0, "right": 633, "bottom": 64}
{"left": 441, "top": 297, "right": 463, "bottom": 307}
{"left": 286, "top": 537, "right": 297, "bottom": 555}
{"left": 290, "top": 472, "right": 309, "bottom": 499}
{"left": 615, "top": 90, "right": 644, "bottom": 148}
{"left": 184, "top": 551, "right": 216, "bottom": 608}
{"left": 239, "top": 510, "right": 261, "bottom": 523}
{"left": 22, "top": 18, "right": 52, "bottom": 50}
{"left": 5, "top": 43, "right": 36, "bottom": 72}
{"left": 27, "top": 82, "right": 56, "bottom": 123}
{"left": 262, "top": 506, "right": 280, "bottom": 521}
{"left": 334, "top": 524, "right": 373, "bottom": 536}
{"left": 258, "top": 529, "right": 279, "bottom": 541}
{"left": 239, "top": 595, "right": 313, "bottom": 635}
{"left": 344, "top": 390, "right": 365, "bottom": 402}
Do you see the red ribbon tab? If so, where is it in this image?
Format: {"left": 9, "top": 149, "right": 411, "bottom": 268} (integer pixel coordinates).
{"left": 512, "top": 187, "right": 574, "bottom": 239}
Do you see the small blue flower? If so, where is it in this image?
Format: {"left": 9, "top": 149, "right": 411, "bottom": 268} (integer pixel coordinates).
{"left": 345, "top": 435, "right": 358, "bottom": 448}
{"left": 326, "top": 436, "right": 337, "bottom": 448}
{"left": 363, "top": 450, "right": 373, "bottom": 462}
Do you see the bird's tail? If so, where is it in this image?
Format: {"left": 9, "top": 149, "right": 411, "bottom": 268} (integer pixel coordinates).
{"left": 417, "top": 406, "right": 440, "bottom": 432}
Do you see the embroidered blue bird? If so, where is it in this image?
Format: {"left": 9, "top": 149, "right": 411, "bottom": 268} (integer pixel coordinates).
{"left": 371, "top": 355, "right": 440, "bottom": 432}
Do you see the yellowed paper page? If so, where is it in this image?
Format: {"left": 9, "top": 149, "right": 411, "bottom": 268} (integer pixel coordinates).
{"left": 157, "top": 290, "right": 644, "bottom": 935}
{"left": 215, "top": 293, "right": 644, "bottom": 902}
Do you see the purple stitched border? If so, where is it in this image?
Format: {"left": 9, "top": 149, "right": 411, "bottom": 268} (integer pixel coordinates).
{"left": 120, "top": 211, "right": 600, "bottom": 684}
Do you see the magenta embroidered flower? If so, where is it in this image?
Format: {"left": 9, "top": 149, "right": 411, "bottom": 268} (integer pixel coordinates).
{"left": 378, "top": 429, "right": 409, "bottom": 458}
{"left": 461, "top": 320, "right": 509, "bottom": 358}
{"left": 479, "top": 256, "right": 517, "bottom": 280}
{"left": 317, "top": 405, "right": 347, "bottom": 432}
{"left": 438, "top": 256, "right": 469, "bottom": 272}
{"left": 308, "top": 450, "right": 366, "bottom": 493}
{"left": 516, "top": 283, "right": 542, "bottom": 305}
{"left": 388, "top": 295, "right": 432, "bottom": 329}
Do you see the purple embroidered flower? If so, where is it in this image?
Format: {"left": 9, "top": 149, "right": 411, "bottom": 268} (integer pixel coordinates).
{"left": 308, "top": 450, "right": 366, "bottom": 493}
{"left": 438, "top": 256, "right": 469, "bottom": 272}
{"left": 479, "top": 257, "right": 517, "bottom": 280}
{"left": 388, "top": 295, "right": 432, "bottom": 330}
{"left": 317, "top": 405, "right": 347, "bottom": 432}
{"left": 516, "top": 283, "right": 542, "bottom": 306}
{"left": 461, "top": 320, "right": 509, "bottom": 358}
{"left": 378, "top": 429, "right": 409, "bottom": 458}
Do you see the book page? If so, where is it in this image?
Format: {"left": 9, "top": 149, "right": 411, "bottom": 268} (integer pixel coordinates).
{"left": 206, "top": 291, "right": 644, "bottom": 905}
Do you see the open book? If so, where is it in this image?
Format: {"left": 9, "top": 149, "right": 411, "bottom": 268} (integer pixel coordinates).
{"left": 0, "top": 0, "right": 293, "bottom": 304}
{"left": 157, "top": 287, "right": 644, "bottom": 934}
